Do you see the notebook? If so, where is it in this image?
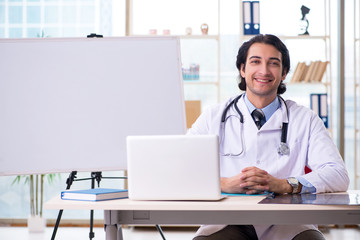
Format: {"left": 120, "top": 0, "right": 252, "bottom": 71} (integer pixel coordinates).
{"left": 126, "top": 135, "right": 223, "bottom": 200}
{"left": 61, "top": 188, "right": 128, "bottom": 201}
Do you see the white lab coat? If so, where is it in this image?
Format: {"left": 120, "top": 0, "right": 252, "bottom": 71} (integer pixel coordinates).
{"left": 188, "top": 96, "right": 349, "bottom": 240}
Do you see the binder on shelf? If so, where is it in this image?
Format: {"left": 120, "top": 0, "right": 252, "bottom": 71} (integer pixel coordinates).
{"left": 310, "top": 93, "right": 328, "bottom": 128}
{"left": 242, "top": 1, "right": 260, "bottom": 35}
{"left": 243, "top": 1, "right": 252, "bottom": 35}
{"left": 252, "top": 1, "right": 260, "bottom": 34}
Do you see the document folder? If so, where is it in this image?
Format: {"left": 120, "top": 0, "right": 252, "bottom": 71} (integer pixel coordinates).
{"left": 310, "top": 93, "right": 328, "bottom": 128}
{"left": 252, "top": 1, "right": 260, "bottom": 34}
{"left": 243, "top": 1, "right": 252, "bottom": 35}
{"left": 242, "top": 1, "right": 260, "bottom": 35}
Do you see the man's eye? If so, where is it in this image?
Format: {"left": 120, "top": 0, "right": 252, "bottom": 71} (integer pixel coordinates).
{"left": 270, "top": 61, "right": 280, "bottom": 66}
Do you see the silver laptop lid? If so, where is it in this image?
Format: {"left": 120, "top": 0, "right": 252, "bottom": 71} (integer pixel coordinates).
{"left": 126, "top": 135, "right": 222, "bottom": 200}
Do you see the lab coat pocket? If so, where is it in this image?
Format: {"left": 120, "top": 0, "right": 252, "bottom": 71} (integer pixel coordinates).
{"left": 276, "top": 138, "right": 303, "bottom": 177}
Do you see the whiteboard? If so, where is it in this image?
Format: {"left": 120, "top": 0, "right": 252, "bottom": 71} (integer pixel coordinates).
{"left": 0, "top": 37, "right": 186, "bottom": 176}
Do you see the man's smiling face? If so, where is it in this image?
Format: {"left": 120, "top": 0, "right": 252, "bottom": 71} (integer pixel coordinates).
{"left": 240, "top": 42, "right": 287, "bottom": 106}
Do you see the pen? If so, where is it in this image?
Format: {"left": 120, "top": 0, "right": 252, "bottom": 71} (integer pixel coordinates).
{"left": 266, "top": 192, "right": 277, "bottom": 199}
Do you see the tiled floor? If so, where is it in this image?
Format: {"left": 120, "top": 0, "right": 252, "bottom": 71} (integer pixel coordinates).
{"left": 1, "top": 225, "right": 360, "bottom": 240}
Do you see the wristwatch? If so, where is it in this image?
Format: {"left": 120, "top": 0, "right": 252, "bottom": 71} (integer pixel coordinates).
{"left": 287, "top": 177, "right": 299, "bottom": 194}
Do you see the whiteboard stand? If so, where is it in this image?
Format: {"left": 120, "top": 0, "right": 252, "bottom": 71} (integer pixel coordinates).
{"left": 51, "top": 171, "right": 129, "bottom": 240}
{"left": 0, "top": 36, "right": 184, "bottom": 240}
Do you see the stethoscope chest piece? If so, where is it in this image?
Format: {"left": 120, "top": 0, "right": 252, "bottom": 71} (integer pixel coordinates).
{"left": 277, "top": 142, "right": 290, "bottom": 156}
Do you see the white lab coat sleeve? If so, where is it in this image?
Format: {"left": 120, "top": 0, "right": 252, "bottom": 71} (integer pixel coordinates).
{"left": 301, "top": 111, "right": 350, "bottom": 193}
{"left": 187, "top": 103, "right": 224, "bottom": 136}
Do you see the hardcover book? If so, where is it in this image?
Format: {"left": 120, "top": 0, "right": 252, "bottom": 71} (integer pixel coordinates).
{"left": 61, "top": 188, "right": 128, "bottom": 201}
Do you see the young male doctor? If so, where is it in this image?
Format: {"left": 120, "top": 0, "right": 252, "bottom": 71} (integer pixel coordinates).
{"left": 188, "top": 34, "right": 349, "bottom": 240}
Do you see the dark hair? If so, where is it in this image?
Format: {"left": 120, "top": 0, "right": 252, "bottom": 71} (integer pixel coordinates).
{"left": 236, "top": 34, "right": 290, "bottom": 94}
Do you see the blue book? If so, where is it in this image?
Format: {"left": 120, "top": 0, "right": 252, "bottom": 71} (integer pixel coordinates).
{"left": 61, "top": 188, "right": 128, "bottom": 201}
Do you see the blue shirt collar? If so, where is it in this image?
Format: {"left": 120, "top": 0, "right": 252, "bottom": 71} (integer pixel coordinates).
{"left": 243, "top": 93, "right": 280, "bottom": 122}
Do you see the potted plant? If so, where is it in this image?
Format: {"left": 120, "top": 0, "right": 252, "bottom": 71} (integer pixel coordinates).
{"left": 13, "top": 173, "right": 59, "bottom": 232}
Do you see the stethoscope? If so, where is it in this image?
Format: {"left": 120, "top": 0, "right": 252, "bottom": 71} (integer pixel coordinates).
{"left": 220, "top": 94, "right": 290, "bottom": 156}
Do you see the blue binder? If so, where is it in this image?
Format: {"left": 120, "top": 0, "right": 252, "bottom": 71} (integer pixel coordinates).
{"left": 251, "top": 1, "right": 260, "bottom": 34}
{"left": 243, "top": 1, "right": 260, "bottom": 35}
{"left": 310, "top": 93, "right": 329, "bottom": 128}
{"left": 243, "top": 1, "right": 252, "bottom": 35}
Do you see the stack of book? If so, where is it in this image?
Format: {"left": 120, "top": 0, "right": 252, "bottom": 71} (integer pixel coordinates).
{"left": 290, "top": 61, "right": 328, "bottom": 83}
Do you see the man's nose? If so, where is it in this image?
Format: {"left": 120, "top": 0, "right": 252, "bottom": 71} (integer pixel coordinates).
{"left": 258, "top": 63, "right": 270, "bottom": 74}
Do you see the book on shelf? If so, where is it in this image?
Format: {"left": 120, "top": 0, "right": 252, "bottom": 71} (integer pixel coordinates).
{"left": 313, "top": 61, "right": 328, "bottom": 82}
{"left": 303, "top": 61, "right": 317, "bottom": 82}
{"left": 290, "top": 62, "right": 301, "bottom": 83}
{"left": 299, "top": 63, "right": 309, "bottom": 82}
{"left": 61, "top": 188, "right": 128, "bottom": 201}
{"left": 290, "top": 62, "right": 307, "bottom": 83}
{"left": 290, "top": 61, "right": 328, "bottom": 83}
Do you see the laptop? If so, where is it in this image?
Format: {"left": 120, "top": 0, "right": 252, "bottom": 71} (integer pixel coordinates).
{"left": 126, "top": 135, "right": 223, "bottom": 200}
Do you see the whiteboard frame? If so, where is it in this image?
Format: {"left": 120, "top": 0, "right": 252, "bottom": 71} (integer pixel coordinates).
{"left": 0, "top": 37, "right": 187, "bottom": 176}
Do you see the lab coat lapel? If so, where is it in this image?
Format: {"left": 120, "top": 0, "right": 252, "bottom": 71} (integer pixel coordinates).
{"left": 260, "top": 100, "right": 288, "bottom": 131}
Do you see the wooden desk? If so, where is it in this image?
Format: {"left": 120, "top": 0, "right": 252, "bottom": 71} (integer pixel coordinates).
{"left": 45, "top": 191, "right": 360, "bottom": 240}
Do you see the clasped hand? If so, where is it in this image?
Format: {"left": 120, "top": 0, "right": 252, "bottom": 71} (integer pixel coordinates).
{"left": 221, "top": 166, "right": 290, "bottom": 195}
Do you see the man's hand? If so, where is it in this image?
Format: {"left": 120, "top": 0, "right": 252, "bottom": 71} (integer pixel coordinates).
{"left": 221, "top": 166, "right": 295, "bottom": 194}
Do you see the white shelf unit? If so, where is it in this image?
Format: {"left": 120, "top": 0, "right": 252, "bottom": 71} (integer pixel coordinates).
{"left": 283, "top": 35, "right": 333, "bottom": 134}
{"left": 126, "top": 0, "right": 222, "bottom": 109}
{"left": 238, "top": 0, "right": 333, "bottom": 133}
{"left": 127, "top": 0, "right": 334, "bottom": 125}
{"left": 178, "top": 0, "right": 221, "bottom": 106}
{"left": 180, "top": 34, "right": 221, "bottom": 106}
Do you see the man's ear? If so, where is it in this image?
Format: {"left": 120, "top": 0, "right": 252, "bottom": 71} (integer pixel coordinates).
{"left": 240, "top": 63, "right": 246, "bottom": 78}
{"left": 281, "top": 69, "right": 288, "bottom": 80}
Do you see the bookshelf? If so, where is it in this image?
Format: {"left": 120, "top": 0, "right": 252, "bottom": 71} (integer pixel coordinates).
{"left": 126, "top": 0, "right": 334, "bottom": 131}
{"left": 126, "top": 0, "right": 222, "bottom": 110}
{"left": 238, "top": 0, "right": 333, "bottom": 133}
